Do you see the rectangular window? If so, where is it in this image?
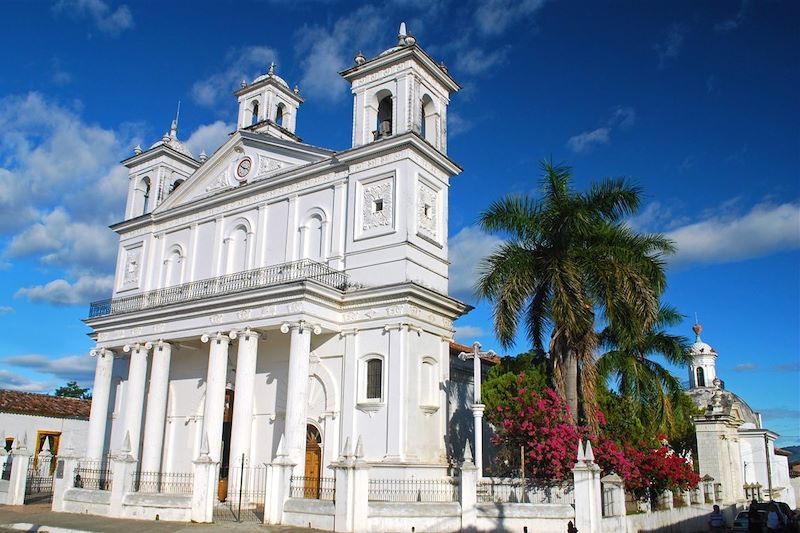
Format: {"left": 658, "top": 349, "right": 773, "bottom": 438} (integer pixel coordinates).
{"left": 366, "top": 359, "right": 382, "bottom": 400}
{"left": 373, "top": 199, "right": 384, "bottom": 213}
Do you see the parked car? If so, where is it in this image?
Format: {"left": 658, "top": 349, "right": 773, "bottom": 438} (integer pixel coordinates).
{"left": 732, "top": 511, "right": 751, "bottom": 532}
{"left": 747, "top": 501, "right": 799, "bottom": 533}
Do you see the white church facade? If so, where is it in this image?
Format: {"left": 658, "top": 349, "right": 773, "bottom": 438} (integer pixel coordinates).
{"left": 83, "top": 23, "right": 470, "bottom": 501}
{"left": 686, "top": 323, "right": 796, "bottom": 506}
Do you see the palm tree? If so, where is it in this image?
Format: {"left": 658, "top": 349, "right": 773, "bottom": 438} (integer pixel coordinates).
{"left": 476, "top": 160, "right": 674, "bottom": 425}
{"left": 596, "top": 304, "right": 692, "bottom": 435}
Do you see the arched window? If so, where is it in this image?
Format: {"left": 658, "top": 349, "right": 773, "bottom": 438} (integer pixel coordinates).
{"left": 420, "top": 358, "right": 437, "bottom": 406}
{"left": 225, "top": 225, "right": 249, "bottom": 274}
{"left": 276, "top": 103, "right": 285, "bottom": 126}
{"left": 303, "top": 214, "right": 324, "bottom": 261}
{"left": 251, "top": 101, "right": 260, "bottom": 125}
{"left": 421, "top": 94, "right": 435, "bottom": 143}
{"left": 696, "top": 367, "right": 705, "bottom": 387}
{"left": 163, "top": 246, "right": 184, "bottom": 287}
{"left": 366, "top": 358, "right": 382, "bottom": 400}
{"left": 168, "top": 179, "right": 184, "bottom": 194}
{"left": 376, "top": 95, "right": 393, "bottom": 139}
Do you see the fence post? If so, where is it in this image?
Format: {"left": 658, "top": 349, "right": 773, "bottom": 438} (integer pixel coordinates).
{"left": 459, "top": 441, "right": 478, "bottom": 533}
{"left": 351, "top": 437, "right": 370, "bottom": 533}
{"left": 333, "top": 438, "right": 355, "bottom": 532}
{"left": 51, "top": 448, "right": 80, "bottom": 512}
{"left": 7, "top": 435, "right": 32, "bottom": 505}
{"left": 571, "top": 440, "right": 602, "bottom": 533}
{"left": 265, "top": 437, "right": 295, "bottom": 526}
{"left": 191, "top": 433, "right": 218, "bottom": 523}
{"left": 109, "top": 432, "right": 137, "bottom": 518}
{"left": 600, "top": 473, "right": 625, "bottom": 517}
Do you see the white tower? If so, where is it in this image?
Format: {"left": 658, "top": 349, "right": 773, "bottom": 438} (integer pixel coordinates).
{"left": 122, "top": 111, "right": 199, "bottom": 220}
{"left": 688, "top": 322, "right": 718, "bottom": 388}
{"left": 235, "top": 63, "right": 303, "bottom": 141}
{"left": 340, "top": 23, "right": 459, "bottom": 153}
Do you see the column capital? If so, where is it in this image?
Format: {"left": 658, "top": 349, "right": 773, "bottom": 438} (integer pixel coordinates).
{"left": 201, "top": 332, "right": 231, "bottom": 344}
{"left": 152, "top": 339, "right": 173, "bottom": 352}
{"left": 90, "top": 347, "right": 115, "bottom": 358}
{"left": 123, "top": 341, "right": 152, "bottom": 353}
{"left": 230, "top": 327, "right": 261, "bottom": 341}
{"left": 280, "top": 320, "right": 321, "bottom": 335}
{"left": 339, "top": 328, "right": 359, "bottom": 337}
{"left": 471, "top": 403, "right": 486, "bottom": 416}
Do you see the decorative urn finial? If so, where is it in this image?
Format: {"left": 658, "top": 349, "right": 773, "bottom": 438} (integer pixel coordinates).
{"left": 354, "top": 51, "right": 366, "bottom": 66}
{"left": 692, "top": 322, "right": 703, "bottom": 341}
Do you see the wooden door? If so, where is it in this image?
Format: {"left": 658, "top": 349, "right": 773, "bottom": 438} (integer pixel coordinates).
{"left": 304, "top": 425, "right": 321, "bottom": 498}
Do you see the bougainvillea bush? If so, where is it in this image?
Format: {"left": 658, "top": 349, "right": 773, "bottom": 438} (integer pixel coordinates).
{"left": 488, "top": 374, "right": 699, "bottom": 500}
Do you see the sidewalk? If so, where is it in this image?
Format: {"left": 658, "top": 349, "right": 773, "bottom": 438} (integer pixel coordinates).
{"left": 0, "top": 504, "right": 325, "bottom": 533}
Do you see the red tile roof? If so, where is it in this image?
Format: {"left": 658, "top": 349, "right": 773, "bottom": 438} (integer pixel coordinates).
{"left": 0, "top": 389, "right": 91, "bottom": 420}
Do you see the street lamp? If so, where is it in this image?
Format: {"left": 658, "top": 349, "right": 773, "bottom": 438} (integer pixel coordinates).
{"left": 458, "top": 341, "right": 496, "bottom": 478}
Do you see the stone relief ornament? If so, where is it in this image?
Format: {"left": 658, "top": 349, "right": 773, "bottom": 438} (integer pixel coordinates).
{"left": 123, "top": 248, "right": 142, "bottom": 286}
{"left": 416, "top": 182, "right": 438, "bottom": 240}
{"left": 205, "top": 170, "right": 229, "bottom": 192}
{"left": 257, "top": 155, "right": 285, "bottom": 176}
{"left": 362, "top": 178, "right": 393, "bottom": 230}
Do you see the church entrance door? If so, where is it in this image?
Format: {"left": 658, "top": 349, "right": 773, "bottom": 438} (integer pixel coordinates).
{"left": 303, "top": 425, "right": 322, "bottom": 498}
{"left": 217, "top": 388, "right": 234, "bottom": 502}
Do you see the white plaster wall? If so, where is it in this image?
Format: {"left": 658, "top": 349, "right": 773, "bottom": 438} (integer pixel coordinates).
{"left": 0, "top": 412, "right": 89, "bottom": 456}
{"left": 623, "top": 503, "right": 737, "bottom": 533}
{"left": 368, "top": 502, "right": 462, "bottom": 533}
{"left": 163, "top": 345, "right": 208, "bottom": 473}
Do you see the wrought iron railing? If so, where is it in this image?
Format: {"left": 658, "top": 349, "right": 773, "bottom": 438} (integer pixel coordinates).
{"left": 290, "top": 475, "right": 336, "bottom": 501}
{"left": 1, "top": 459, "right": 10, "bottom": 481}
{"left": 133, "top": 470, "right": 193, "bottom": 494}
{"left": 74, "top": 460, "right": 113, "bottom": 491}
{"left": 88, "top": 259, "right": 349, "bottom": 318}
{"left": 476, "top": 478, "right": 574, "bottom": 505}
{"left": 368, "top": 478, "right": 459, "bottom": 503}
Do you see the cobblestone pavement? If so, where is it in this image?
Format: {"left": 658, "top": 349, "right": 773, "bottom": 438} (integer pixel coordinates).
{"left": 0, "top": 504, "right": 326, "bottom": 532}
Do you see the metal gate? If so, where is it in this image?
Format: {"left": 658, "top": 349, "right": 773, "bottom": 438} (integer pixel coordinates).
{"left": 213, "top": 458, "right": 267, "bottom": 523}
{"left": 25, "top": 455, "right": 55, "bottom": 504}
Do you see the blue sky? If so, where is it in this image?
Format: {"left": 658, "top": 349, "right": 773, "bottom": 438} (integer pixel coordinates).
{"left": 0, "top": 0, "right": 797, "bottom": 445}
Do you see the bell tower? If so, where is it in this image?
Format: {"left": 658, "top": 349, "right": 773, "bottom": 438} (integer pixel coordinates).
{"left": 340, "top": 23, "right": 459, "bottom": 153}
{"left": 688, "top": 322, "right": 719, "bottom": 389}
{"left": 235, "top": 63, "right": 303, "bottom": 141}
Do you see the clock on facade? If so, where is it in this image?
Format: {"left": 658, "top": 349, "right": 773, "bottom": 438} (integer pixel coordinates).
{"left": 236, "top": 157, "right": 252, "bottom": 181}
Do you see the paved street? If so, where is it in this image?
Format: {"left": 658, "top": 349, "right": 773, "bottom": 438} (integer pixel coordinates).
{"left": 0, "top": 504, "right": 326, "bottom": 533}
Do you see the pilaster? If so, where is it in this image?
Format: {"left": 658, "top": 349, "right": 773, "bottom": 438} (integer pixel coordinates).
{"left": 6, "top": 436, "right": 32, "bottom": 505}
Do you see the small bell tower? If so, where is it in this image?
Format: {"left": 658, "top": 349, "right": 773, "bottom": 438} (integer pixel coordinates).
{"left": 235, "top": 63, "right": 303, "bottom": 141}
{"left": 688, "top": 322, "right": 719, "bottom": 389}
{"left": 340, "top": 23, "right": 460, "bottom": 153}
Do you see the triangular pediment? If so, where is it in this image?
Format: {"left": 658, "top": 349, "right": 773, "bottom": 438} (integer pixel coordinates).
{"left": 155, "top": 131, "right": 334, "bottom": 213}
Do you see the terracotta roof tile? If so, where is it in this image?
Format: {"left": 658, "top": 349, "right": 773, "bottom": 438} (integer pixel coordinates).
{"left": 0, "top": 389, "right": 91, "bottom": 420}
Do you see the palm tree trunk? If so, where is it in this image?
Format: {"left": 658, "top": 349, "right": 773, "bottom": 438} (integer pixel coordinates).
{"left": 565, "top": 349, "right": 579, "bottom": 422}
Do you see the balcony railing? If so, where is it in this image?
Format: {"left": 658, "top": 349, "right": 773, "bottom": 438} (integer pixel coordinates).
{"left": 89, "top": 259, "right": 349, "bottom": 319}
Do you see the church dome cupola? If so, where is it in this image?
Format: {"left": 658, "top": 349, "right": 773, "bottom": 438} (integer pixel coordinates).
{"left": 688, "top": 321, "right": 719, "bottom": 389}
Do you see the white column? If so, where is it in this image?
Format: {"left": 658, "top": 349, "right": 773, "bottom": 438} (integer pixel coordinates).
{"left": 281, "top": 321, "right": 318, "bottom": 476}
{"left": 384, "top": 323, "right": 406, "bottom": 461}
{"left": 86, "top": 348, "right": 115, "bottom": 460}
{"left": 229, "top": 329, "right": 260, "bottom": 467}
{"left": 201, "top": 332, "right": 231, "bottom": 463}
{"left": 140, "top": 340, "right": 172, "bottom": 473}
{"left": 121, "top": 342, "right": 151, "bottom": 459}
{"left": 472, "top": 404, "right": 485, "bottom": 478}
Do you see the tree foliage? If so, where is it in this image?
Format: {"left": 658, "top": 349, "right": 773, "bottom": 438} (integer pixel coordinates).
{"left": 490, "top": 377, "right": 700, "bottom": 500}
{"left": 476, "top": 159, "right": 674, "bottom": 426}
{"left": 54, "top": 381, "right": 91, "bottom": 400}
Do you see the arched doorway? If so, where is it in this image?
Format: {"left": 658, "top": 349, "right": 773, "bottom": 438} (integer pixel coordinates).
{"left": 304, "top": 424, "right": 322, "bottom": 498}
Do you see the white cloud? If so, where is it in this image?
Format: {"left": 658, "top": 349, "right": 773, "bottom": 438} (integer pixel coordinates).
{"left": 294, "top": 7, "right": 385, "bottom": 102}
{"left": 191, "top": 47, "right": 279, "bottom": 108}
{"left": 474, "top": 0, "right": 548, "bottom": 36}
{"left": 448, "top": 112, "right": 472, "bottom": 137}
{"left": 454, "top": 325, "right": 485, "bottom": 342}
{"left": 0, "top": 369, "right": 54, "bottom": 393}
{"left": 714, "top": 0, "right": 749, "bottom": 32}
{"left": 734, "top": 363, "right": 757, "bottom": 372}
{"left": 655, "top": 23, "right": 687, "bottom": 68}
{"left": 610, "top": 106, "right": 636, "bottom": 129}
{"left": 15, "top": 275, "right": 114, "bottom": 306}
{"left": 185, "top": 120, "right": 234, "bottom": 157}
{"left": 448, "top": 225, "right": 504, "bottom": 300}
{"left": 0, "top": 306, "right": 14, "bottom": 315}
{"left": 53, "top": 0, "right": 134, "bottom": 36}
{"left": 666, "top": 201, "right": 800, "bottom": 266}
{"left": 454, "top": 46, "right": 510, "bottom": 76}
{"left": 1, "top": 354, "right": 96, "bottom": 382}
{"left": 567, "top": 127, "right": 610, "bottom": 153}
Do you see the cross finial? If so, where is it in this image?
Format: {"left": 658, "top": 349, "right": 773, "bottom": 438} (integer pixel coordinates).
{"left": 268, "top": 62, "right": 276, "bottom": 75}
